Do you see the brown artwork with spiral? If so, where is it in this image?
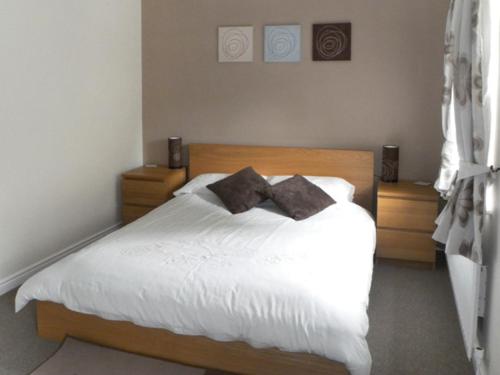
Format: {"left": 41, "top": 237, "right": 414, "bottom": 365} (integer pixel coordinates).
{"left": 313, "top": 23, "right": 351, "bottom": 61}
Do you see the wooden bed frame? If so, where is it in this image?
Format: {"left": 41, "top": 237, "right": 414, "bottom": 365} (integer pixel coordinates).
{"left": 37, "top": 144, "right": 374, "bottom": 375}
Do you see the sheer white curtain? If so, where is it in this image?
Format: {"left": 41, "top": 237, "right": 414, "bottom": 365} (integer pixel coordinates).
{"left": 434, "top": 0, "right": 494, "bottom": 264}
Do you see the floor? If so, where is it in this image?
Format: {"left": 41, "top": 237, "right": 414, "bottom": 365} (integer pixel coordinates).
{"left": 0, "top": 262, "right": 473, "bottom": 375}
{"left": 367, "top": 262, "right": 473, "bottom": 375}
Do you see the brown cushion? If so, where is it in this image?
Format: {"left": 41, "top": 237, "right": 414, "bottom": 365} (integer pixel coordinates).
{"left": 266, "top": 175, "right": 335, "bottom": 220}
{"left": 207, "top": 167, "right": 269, "bottom": 214}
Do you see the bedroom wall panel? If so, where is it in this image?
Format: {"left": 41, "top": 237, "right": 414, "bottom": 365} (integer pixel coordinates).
{"left": 482, "top": 1, "right": 500, "bottom": 370}
{"left": 142, "top": 0, "right": 449, "bottom": 182}
{"left": 0, "top": 0, "right": 142, "bottom": 286}
{"left": 483, "top": 176, "right": 500, "bottom": 375}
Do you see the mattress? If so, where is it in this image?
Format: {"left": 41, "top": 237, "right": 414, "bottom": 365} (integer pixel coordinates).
{"left": 16, "top": 191, "right": 376, "bottom": 375}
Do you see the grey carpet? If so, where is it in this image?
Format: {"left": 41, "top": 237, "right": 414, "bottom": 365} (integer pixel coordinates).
{"left": 30, "top": 337, "right": 225, "bottom": 375}
{"left": 0, "top": 263, "right": 473, "bottom": 375}
{"left": 0, "top": 290, "right": 58, "bottom": 375}
{"left": 367, "top": 262, "right": 473, "bottom": 375}
{"left": 31, "top": 337, "right": 206, "bottom": 375}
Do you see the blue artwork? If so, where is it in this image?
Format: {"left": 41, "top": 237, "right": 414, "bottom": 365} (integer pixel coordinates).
{"left": 264, "top": 25, "right": 301, "bottom": 63}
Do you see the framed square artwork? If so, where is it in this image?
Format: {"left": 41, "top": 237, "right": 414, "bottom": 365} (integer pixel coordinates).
{"left": 218, "top": 26, "right": 253, "bottom": 63}
{"left": 264, "top": 25, "right": 301, "bottom": 63}
{"left": 313, "top": 23, "right": 351, "bottom": 61}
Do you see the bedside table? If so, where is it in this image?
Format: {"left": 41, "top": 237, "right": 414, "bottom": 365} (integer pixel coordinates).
{"left": 121, "top": 166, "right": 186, "bottom": 224}
{"left": 376, "top": 181, "right": 439, "bottom": 268}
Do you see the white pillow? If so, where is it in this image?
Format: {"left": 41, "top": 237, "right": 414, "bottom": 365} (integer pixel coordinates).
{"left": 266, "top": 175, "right": 355, "bottom": 202}
{"left": 173, "top": 173, "right": 229, "bottom": 196}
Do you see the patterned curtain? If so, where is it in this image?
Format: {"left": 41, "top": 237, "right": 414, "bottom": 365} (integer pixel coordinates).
{"left": 433, "top": 0, "right": 491, "bottom": 264}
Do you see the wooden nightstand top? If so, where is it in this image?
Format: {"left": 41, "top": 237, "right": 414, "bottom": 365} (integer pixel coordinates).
{"left": 378, "top": 180, "right": 438, "bottom": 202}
{"left": 122, "top": 166, "right": 186, "bottom": 182}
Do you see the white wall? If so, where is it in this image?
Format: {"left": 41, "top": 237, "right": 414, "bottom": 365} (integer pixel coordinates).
{"left": 482, "top": 0, "right": 500, "bottom": 373}
{"left": 483, "top": 82, "right": 500, "bottom": 375}
{"left": 0, "top": 1, "right": 142, "bottom": 286}
{"left": 484, "top": 180, "right": 500, "bottom": 375}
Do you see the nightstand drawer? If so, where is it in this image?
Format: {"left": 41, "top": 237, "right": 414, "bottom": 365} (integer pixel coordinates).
{"left": 377, "top": 197, "right": 437, "bottom": 232}
{"left": 377, "top": 228, "right": 435, "bottom": 263}
{"left": 122, "top": 179, "right": 170, "bottom": 206}
{"left": 122, "top": 205, "right": 155, "bottom": 224}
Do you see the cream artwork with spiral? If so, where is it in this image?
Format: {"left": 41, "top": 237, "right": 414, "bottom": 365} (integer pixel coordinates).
{"left": 218, "top": 26, "right": 253, "bottom": 63}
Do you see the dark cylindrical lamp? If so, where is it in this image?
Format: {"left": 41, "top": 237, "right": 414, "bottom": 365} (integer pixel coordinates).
{"left": 168, "top": 137, "right": 182, "bottom": 169}
{"left": 381, "top": 145, "right": 399, "bottom": 183}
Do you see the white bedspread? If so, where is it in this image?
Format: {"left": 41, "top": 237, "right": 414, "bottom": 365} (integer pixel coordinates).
{"left": 16, "top": 193, "right": 376, "bottom": 375}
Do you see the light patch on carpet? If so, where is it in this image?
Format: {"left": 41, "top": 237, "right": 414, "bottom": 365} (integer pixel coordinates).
{"left": 30, "top": 337, "right": 221, "bottom": 375}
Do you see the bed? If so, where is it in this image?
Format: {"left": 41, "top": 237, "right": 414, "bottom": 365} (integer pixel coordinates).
{"left": 16, "top": 144, "right": 375, "bottom": 375}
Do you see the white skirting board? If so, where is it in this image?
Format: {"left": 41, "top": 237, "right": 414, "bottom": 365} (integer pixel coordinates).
{"left": 0, "top": 223, "right": 121, "bottom": 296}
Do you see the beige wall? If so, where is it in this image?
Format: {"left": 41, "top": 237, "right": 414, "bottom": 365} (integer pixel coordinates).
{"left": 143, "top": 0, "right": 449, "bottom": 181}
{"left": 0, "top": 0, "right": 142, "bottom": 289}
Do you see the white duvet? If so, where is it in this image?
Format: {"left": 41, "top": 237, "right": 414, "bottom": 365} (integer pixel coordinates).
{"left": 16, "top": 192, "right": 376, "bottom": 375}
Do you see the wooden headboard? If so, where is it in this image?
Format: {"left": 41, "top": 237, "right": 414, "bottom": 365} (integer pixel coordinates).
{"left": 189, "top": 144, "right": 374, "bottom": 211}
